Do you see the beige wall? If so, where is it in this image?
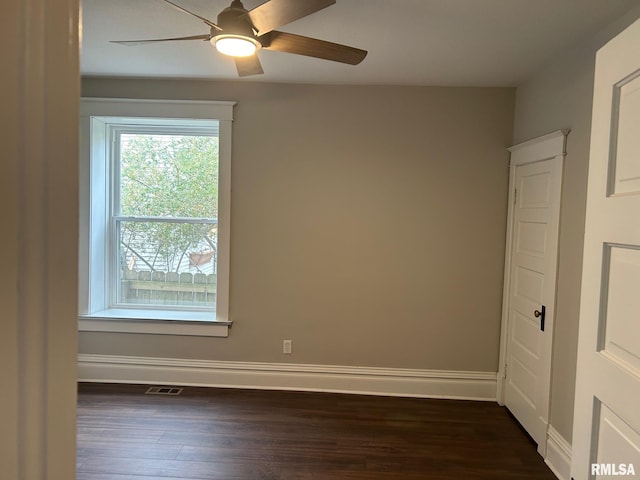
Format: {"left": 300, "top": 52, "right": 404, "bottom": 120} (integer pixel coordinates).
{"left": 81, "top": 79, "right": 514, "bottom": 372}
{"left": 512, "top": 6, "right": 640, "bottom": 442}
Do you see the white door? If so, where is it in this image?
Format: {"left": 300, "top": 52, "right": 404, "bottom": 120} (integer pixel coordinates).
{"left": 572, "top": 18, "right": 640, "bottom": 480}
{"left": 500, "top": 132, "right": 565, "bottom": 454}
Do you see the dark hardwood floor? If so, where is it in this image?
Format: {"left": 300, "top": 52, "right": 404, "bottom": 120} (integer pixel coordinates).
{"left": 77, "top": 383, "right": 557, "bottom": 480}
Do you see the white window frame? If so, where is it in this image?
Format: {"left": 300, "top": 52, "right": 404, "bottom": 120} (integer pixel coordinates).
{"left": 78, "top": 98, "right": 235, "bottom": 337}
{"left": 109, "top": 123, "right": 219, "bottom": 311}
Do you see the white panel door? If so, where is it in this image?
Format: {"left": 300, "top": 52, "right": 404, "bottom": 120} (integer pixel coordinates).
{"left": 504, "top": 155, "right": 563, "bottom": 453}
{"left": 572, "top": 18, "right": 640, "bottom": 480}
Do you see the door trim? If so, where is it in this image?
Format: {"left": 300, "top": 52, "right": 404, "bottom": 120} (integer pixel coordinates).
{"left": 497, "top": 129, "right": 569, "bottom": 452}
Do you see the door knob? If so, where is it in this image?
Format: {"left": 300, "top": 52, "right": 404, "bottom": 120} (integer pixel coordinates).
{"left": 534, "top": 306, "right": 546, "bottom": 331}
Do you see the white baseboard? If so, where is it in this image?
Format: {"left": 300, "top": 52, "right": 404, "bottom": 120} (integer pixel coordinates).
{"left": 545, "top": 426, "right": 572, "bottom": 480}
{"left": 77, "top": 354, "right": 497, "bottom": 401}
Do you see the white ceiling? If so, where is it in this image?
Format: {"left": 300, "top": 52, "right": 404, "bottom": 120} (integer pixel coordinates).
{"left": 81, "top": 0, "right": 638, "bottom": 86}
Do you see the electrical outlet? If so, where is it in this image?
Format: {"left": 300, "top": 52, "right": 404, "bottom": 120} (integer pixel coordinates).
{"left": 283, "top": 339, "right": 292, "bottom": 354}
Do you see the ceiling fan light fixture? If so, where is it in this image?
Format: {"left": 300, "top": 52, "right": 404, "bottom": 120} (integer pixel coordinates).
{"left": 212, "top": 34, "right": 260, "bottom": 57}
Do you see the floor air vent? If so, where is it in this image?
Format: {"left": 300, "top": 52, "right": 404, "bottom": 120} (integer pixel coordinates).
{"left": 145, "top": 386, "right": 183, "bottom": 396}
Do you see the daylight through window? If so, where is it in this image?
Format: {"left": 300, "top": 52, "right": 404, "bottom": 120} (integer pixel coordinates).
{"left": 115, "top": 131, "right": 219, "bottom": 309}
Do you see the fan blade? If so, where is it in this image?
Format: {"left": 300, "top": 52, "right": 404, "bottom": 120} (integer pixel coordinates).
{"left": 111, "top": 34, "right": 211, "bottom": 46}
{"left": 162, "top": 0, "right": 222, "bottom": 30}
{"left": 244, "top": 0, "right": 335, "bottom": 35}
{"left": 263, "top": 31, "right": 367, "bottom": 65}
{"left": 234, "top": 55, "right": 264, "bottom": 77}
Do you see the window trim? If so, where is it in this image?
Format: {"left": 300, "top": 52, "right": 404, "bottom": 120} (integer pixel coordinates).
{"left": 79, "top": 98, "right": 235, "bottom": 337}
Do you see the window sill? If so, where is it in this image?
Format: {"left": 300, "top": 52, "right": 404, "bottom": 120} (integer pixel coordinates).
{"left": 78, "top": 309, "right": 231, "bottom": 337}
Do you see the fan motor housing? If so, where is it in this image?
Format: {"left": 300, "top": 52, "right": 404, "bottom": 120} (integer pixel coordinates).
{"left": 216, "top": 0, "right": 255, "bottom": 37}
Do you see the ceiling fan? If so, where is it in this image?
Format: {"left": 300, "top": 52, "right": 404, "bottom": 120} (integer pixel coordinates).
{"left": 111, "top": 0, "right": 368, "bottom": 77}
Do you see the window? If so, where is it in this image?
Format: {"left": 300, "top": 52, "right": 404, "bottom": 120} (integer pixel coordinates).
{"left": 115, "top": 129, "right": 218, "bottom": 309}
{"left": 79, "top": 99, "right": 235, "bottom": 337}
